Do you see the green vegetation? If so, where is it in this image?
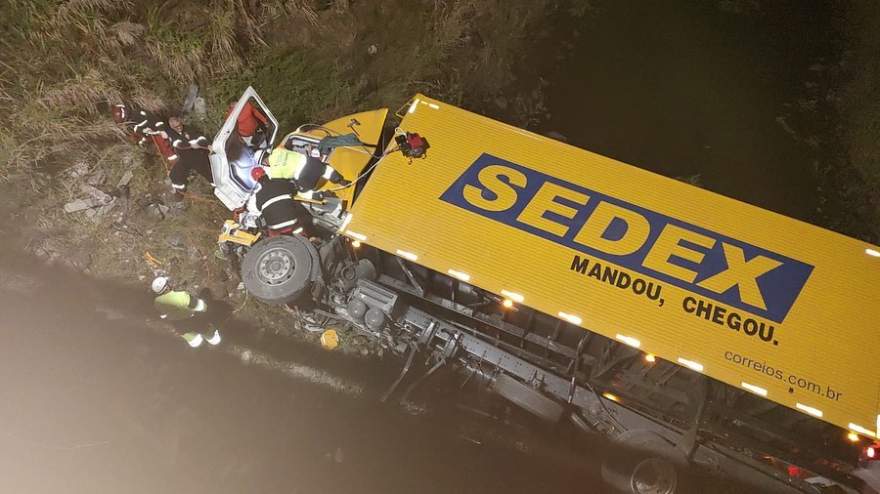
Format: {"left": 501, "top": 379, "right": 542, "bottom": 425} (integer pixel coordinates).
{"left": 0, "top": 0, "right": 573, "bottom": 322}
{"left": 0, "top": 0, "right": 570, "bottom": 182}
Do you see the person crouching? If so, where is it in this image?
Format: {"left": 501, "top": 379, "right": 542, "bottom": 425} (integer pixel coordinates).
{"left": 151, "top": 276, "right": 221, "bottom": 348}
{"left": 250, "top": 166, "right": 313, "bottom": 237}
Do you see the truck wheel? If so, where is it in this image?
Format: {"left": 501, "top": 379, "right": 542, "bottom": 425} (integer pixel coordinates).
{"left": 241, "top": 235, "right": 319, "bottom": 305}
{"left": 601, "top": 430, "right": 683, "bottom": 494}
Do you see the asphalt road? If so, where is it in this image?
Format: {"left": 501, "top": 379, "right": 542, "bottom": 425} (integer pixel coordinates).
{"left": 0, "top": 257, "right": 599, "bottom": 494}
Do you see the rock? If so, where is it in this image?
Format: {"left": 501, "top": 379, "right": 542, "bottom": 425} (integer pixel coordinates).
{"left": 79, "top": 184, "right": 113, "bottom": 205}
{"left": 64, "top": 198, "right": 99, "bottom": 213}
{"left": 145, "top": 205, "right": 163, "bottom": 220}
{"left": 146, "top": 203, "right": 170, "bottom": 220}
{"left": 116, "top": 170, "right": 134, "bottom": 188}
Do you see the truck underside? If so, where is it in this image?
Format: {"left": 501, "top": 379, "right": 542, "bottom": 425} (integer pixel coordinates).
{"left": 238, "top": 229, "right": 867, "bottom": 494}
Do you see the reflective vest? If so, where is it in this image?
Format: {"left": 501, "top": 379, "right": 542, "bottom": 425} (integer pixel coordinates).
{"left": 268, "top": 149, "right": 339, "bottom": 192}
{"left": 267, "top": 149, "right": 308, "bottom": 180}
{"left": 154, "top": 290, "right": 200, "bottom": 321}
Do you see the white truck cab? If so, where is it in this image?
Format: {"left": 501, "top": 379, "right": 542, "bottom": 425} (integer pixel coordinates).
{"left": 209, "top": 86, "right": 279, "bottom": 210}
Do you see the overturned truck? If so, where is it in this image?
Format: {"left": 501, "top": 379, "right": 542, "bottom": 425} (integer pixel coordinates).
{"left": 213, "top": 88, "right": 880, "bottom": 494}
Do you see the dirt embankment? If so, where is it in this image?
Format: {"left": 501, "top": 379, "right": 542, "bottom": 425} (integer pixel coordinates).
{"left": 0, "top": 0, "right": 588, "bottom": 349}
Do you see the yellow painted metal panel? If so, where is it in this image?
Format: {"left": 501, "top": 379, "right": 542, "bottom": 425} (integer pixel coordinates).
{"left": 347, "top": 94, "right": 880, "bottom": 435}
{"left": 278, "top": 108, "right": 388, "bottom": 206}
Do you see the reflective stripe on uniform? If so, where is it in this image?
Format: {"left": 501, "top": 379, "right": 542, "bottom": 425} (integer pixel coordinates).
{"left": 168, "top": 154, "right": 179, "bottom": 161}
{"left": 321, "top": 166, "right": 335, "bottom": 179}
{"left": 206, "top": 330, "right": 221, "bottom": 346}
{"left": 193, "top": 298, "right": 207, "bottom": 312}
{"left": 261, "top": 194, "right": 292, "bottom": 210}
{"left": 171, "top": 183, "right": 186, "bottom": 190}
{"left": 183, "top": 332, "right": 203, "bottom": 348}
{"left": 172, "top": 139, "right": 183, "bottom": 148}
{"left": 267, "top": 218, "right": 299, "bottom": 230}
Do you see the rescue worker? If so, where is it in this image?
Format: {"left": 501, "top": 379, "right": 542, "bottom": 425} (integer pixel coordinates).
{"left": 227, "top": 99, "right": 269, "bottom": 148}
{"left": 266, "top": 147, "right": 349, "bottom": 200}
{"left": 163, "top": 116, "right": 213, "bottom": 194}
{"left": 151, "top": 276, "right": 221, "bottom": 348}
{"left": 250, "top": 166, "right": 313, "bottom": 236}
{"left": 112, "top": 104, "right": 165, "bottom": 147}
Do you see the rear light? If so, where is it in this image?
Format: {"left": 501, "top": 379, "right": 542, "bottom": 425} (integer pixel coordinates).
{"left": 860, "top": 443, "right": 879, "bottom": 462}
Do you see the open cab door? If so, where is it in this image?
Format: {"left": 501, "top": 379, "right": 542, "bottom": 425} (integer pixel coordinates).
{"left": 210, "top": 86, "right": 279, "bottom": 210}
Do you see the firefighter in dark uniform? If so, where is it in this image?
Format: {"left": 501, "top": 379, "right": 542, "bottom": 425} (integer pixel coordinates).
{"left": 112, "top": 104, "right": 165, "bottom": 147}
{"left": 164, "top": 116, "right": 213, "bottom": 194}
{"left": 250, "top": 166, "right": 313, "bottom": 236}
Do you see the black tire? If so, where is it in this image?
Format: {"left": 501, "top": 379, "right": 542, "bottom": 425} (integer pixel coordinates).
{"left": 241, "top": 235, "right": 320, "bottom": 305}
{"left": 601, "top": 430, "right": 684, "bottom": 494}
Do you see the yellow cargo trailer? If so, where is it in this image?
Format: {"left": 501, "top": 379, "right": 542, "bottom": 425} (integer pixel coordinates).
{"left": 345, "top": 94, "right": 880, "bottom": 438}
{"left": 219, "top": 87, "right": 880, "bottom": 492}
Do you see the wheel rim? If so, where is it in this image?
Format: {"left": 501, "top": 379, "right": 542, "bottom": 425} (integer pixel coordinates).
{"left": 630, "top": 458, "right": 677, "bottom": 494}
{"left": 256, "top": 246, "right": 296, "bottom": 286}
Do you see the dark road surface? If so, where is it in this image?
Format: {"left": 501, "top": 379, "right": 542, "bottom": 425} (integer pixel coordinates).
{"left": 0, "top": 257, "right": 596, "bottom": 494}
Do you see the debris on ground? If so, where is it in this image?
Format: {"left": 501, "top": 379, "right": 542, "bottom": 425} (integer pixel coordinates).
{"left": 64, "top": 198, "right": 102, "bottom": 213}
{"left": 320, "top": 329, "right": 339, "bottom": 351}
{"left": 117, "top": 170, "right": 134, "bottom": 189}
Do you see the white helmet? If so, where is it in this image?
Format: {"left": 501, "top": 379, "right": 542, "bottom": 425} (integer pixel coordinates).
{"left": 151, "top": 276, "right": 169, "bottom": 294}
